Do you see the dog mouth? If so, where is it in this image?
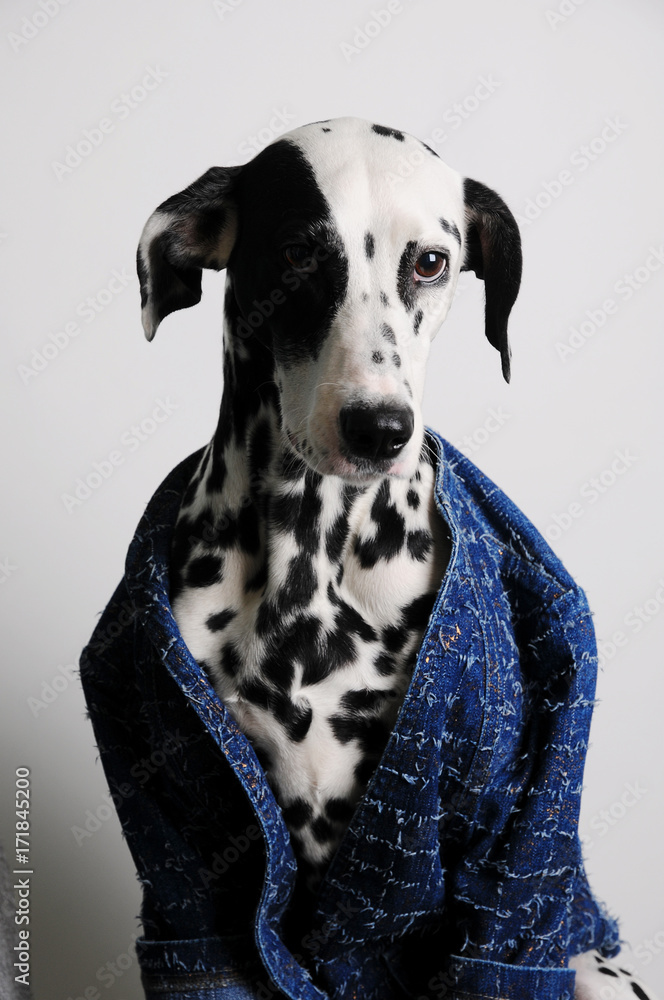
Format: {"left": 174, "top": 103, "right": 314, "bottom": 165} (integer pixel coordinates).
{"left": 285, "top": 427, "right": 413, "bottom": 482}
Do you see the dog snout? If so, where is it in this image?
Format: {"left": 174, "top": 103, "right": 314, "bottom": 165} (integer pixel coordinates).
{"left": 339, "top": 403, "right": 414, "bottom": 463}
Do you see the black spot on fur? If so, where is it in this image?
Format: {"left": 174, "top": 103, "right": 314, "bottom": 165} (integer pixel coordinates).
{"left": 397, "top": 240, "right": 418, "bottom": 310}
{"left": 206, "top": 608, "right": 236, "bottom": 631}
{"left": 186, "top": 554, "right": 223, "bottom": 587}
{"left": 364, "top": 232, "right": 375, "bottom": 259}
{"left": 282, "top": 798, "right": 313, "bottom": 829}
{"left": 258, "top": 649, "right": 294, "bottom": 690}
{"left": 284, "top": 700, "right": 313, "bottom": 742}
{"left": 236, "top": 504, "right": 261, "bottom": 554}
{"left": 334, "top": 600, "right": 377, "bottom": 643}
{"left": 311, "top": 816, "right": 336, "bottom": 843}
{"left": 341, "top": 688, "right": 389, "bottom": 712}
{"left": 407, "top": 489, "right": 420, "bottom": 510}
{"left": 325, "top": 511, "right": 350, "bottom": 562}
{"left": 270, "top": 474, "right": 322, "bottom": 552}
{"left": 278, "top": 449, "right": 307, "bottom": 480}
{"left": 266, "top": 616, "right": 320, "bottom": 680}
{"left": 354, "top": 482, "right": 406, "bottom": 568}
{"left": 392, "top": 352, "right": 401, "bottom": 368}
{"left": 407, "top": 529, "right": 433, "bottom": 561}
{"left": 440, "top": 216, "right": 462, "bottom": 246}
{"left": 372, "top": 351, "right": 384, "bottom": 364}
{"left": 245, "top": 561, "right": 268, "bottom": 592}
{"left": 325, "top": 797, "right": 355, "bottom": 823}
{"left": 277, "top": 552, "right": 317, "bottom": 612}
{"left": 255, "top": 599, "right": 280, "bottom": 637}
{"left": 403, "top": 592, "right": 437, "bottom": 631}
{"left": 381, "top": 323, "right": 397, "bottom": 344}
{"left": 631, "top": 983, "right": 649, "bottom": 1000}
{"left": 382, "top": 624, "right": 408, "bottom": 655}
{"left": 380, "top": 290, "right": 389, "bottom": 307}
{"left": 327, "top": 714, "right": 358, "bottom": 744}
{"left": 329, "top": 706, "right": 391, "bottom": 761}
{"left": 181, "top": 476, "right": 199, "bottom": 509}
{"left": 421, "top": 141, "right": 439, "bottom": 157}
{"left": 598, "top": 968, "right": 619, "bottom": 978}
{"left": 239, "top": 677, "right": 271, "bottom": 707}
{"left": 233, "top": 140, "right": 351, "bottom": 367}
{"left": 374, "top": 651, "right": 397, "bottom": 676}
{"left": 413, "top": 309, "right": 424, "bottom": 334}
{"left": 372, "top": 123, "right": 405, "bottom": 141}
{"left": 222, "top": 643, "right": 241, "bottom": 677}
{"left": 302, "top": 620, "right": 357, "bottom": 685}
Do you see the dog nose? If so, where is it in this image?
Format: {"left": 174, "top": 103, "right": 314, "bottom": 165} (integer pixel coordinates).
{"left": 339, "top": 404, "right": 414, "bottom": 462}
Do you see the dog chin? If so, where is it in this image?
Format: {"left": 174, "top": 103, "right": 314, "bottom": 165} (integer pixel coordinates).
{"left": 310, "top": 451, "right": 416, "bottom": 483}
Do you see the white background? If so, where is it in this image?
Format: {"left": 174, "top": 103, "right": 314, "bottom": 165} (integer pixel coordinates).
{"left": 1, "top": 1, "right": 663, "bottom": 998}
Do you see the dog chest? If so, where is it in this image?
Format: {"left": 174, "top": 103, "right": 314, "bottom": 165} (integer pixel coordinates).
{"left": 170, "top": 444, "right": 450, "bottom": 875}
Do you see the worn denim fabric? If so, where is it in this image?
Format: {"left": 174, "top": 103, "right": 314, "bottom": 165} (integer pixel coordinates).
{"left": 80, "top": 432, "right": 620, "bottom": 1000}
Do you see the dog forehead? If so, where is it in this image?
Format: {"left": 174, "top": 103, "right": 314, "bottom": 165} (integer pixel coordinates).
{"left": 281, "top": 117, "right": 465, "bottom": 235}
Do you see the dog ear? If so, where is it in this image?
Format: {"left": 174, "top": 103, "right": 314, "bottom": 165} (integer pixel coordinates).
{"left": 462, "top": 178, "right": 522, "bottom": 382}
{"left": 137, "top": 166, "right": 240, "bottom": 341}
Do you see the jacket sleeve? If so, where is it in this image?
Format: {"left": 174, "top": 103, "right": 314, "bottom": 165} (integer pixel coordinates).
{"left": 79, "top": 579, "right": 276, "bottom": 998}
{"left": 436, "top": 553, "right": 619, "bottom": 991}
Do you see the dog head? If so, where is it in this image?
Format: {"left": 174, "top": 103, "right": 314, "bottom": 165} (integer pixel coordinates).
{"left": 137, "top": 117, "right": 521, "bottom": 481}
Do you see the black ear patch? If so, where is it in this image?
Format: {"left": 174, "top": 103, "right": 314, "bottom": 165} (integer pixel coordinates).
{"left": 462, "top": 177, "right": 522, "bottom": 382}
{"left": 137, "top": 166, "right": 239, "bottom": 341}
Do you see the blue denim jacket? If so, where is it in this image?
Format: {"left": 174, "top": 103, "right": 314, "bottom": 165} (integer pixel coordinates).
{"left": 80, "top": 432, "right": 619, "bottom": 1000}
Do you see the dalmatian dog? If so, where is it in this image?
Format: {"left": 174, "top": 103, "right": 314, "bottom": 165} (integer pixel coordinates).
{"left": 137, "top": 117, "right": 656, "bottom": 1000}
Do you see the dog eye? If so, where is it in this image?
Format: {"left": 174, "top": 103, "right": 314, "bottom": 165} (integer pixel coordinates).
{"left": 283, "top": 245, "right": 318, "bottom": 272}
{"left": 413, "top": 251, "right": 447, "bottom": 283}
